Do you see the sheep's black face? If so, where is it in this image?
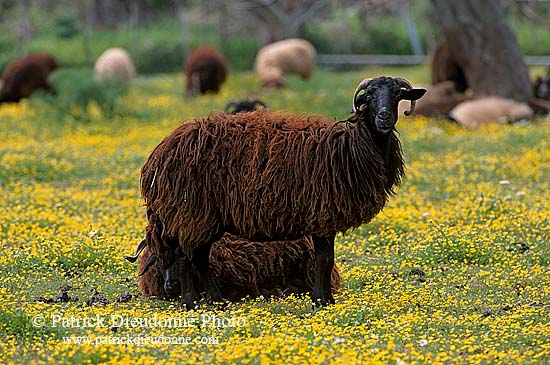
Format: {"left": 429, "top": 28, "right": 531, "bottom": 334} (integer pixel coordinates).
{"left": 353, "top": 77, "right": 426, "bottom": 134}
{"left": 162, "top": 252, "right": 186, "bottom": 299}
{"left": 224, "top": 99, "right": 267, "bottom": 114}
{"left": 163, "top": 265, "right": 182, "bottom": 298}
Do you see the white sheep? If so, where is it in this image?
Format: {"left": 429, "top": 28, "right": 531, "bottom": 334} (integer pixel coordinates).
{"left": 254, "top": 38, "right": 316, "bottom": 87}
{"left": 450, "top": 97, "right": 533, "bottom": 128}
{"left": 93, "top": 47, "right": 136, "bottom": 84}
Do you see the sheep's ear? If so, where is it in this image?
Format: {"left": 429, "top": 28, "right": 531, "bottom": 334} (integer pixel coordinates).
{"left": 401, "top": 88, "right": 426, "bottom": 101}
{"left": 253, "top": 99, "right": 267, "bottom": 108}
{"left": 124, "top": 238, "right": 146, "bottom": 263}
{"left": 224, "top": 101, "right": 237, "bottom": 114}
{"left": 138, "top": 253, "right": 157, "bottom": 276}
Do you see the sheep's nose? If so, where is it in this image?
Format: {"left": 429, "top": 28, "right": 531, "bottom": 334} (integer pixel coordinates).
{"left": 164, "top": 280, "right": 181, "bottom": 296}
{"left": 378, "top": 109, "right": 390, "bottom": 120}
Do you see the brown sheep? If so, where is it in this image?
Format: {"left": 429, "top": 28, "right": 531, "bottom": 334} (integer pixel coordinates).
{"left": 138, "top": 234, "right": 341, "bottom": 302}
{"left": 400, "top": 81, "right": 471, "bottom": 118}
{"left": 528, "top": 98, "right": 550, "bottom": 116}
{"left": 140, "top": 76, "right": 426, "bottom": 309}
{"left": 406, "top": 81, "right": 549, "bottom": 119}
{"left": 184, "top": 46, "right": 227, "bottom": 95}
{"left": 431, "top": 43, "right": 467, "bottom": 93}
{"left": 0, "top": 53, "right": 60, "bottom": 103}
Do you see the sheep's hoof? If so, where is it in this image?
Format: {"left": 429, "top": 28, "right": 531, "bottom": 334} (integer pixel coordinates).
{"left": 207, "top": 296, "right": 229, "bottom": 307}
{"left": 205, "top": 281, "right": 225, "bottom": 303}
{"left": 181, "top": 293, "right": 198, "bottom": 311}
{"left": 206, "top": 288, "right": 228, "bottom": 306}
{"left": 311, "top": 294, "right": 335, "bottom": 308}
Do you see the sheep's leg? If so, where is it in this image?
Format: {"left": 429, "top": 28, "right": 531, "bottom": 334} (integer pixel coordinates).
{"left": 192, "top": 238, "right": 225, "bottom": 304}
{"left": 311, "top": 233, "right": 336, "bottom": 307}
{"left": 180, "top": 255, "right": 198, "bottom": 310}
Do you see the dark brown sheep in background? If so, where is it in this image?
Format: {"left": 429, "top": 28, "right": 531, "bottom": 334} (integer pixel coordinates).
{"left": 431, "top": 43, "right": 467, "bottom": 93}
{"left": 0, "top": 53, "right": 60, "bottom": 103}
{"left": 184, "top": 46, "right": 227, "bottom": 95}
{"left": 402, "top": 81, "right": 471, "bottom": 118}
{"left": 138, "top": 234, "right": 341, "bottom": 302}
{"left": 224, "top": 98, "right": 267, "bottom": 114}
{"left": 140, "top": 76, "right": 426, "bottom": 309}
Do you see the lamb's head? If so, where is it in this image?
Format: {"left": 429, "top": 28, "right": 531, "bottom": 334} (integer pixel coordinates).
{"left": 353, "top": 76, "right": 426, "bottom": 134}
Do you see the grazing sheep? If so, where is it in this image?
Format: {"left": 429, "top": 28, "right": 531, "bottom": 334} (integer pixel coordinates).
{"left": 184, "top": 46, "right": 227, "bottom": 95}
{"left": 224, "top": 99, "right": 267, "bottom": 114}
{"left": 431, "top": 43, "right": 467, "bottom": 93}
{"left": 0, "top": 53, "right": 60, "bottom": 103}
{"left": 93, "top": 47, "right": 136, "bottom": 84}
{"left": 450, "top": 97, "right": 533, "bottom": 128}
{"left": 254, "top": 38, "right": 316, "bottom": 88}
{"left": 137, "top": 234, "right": 341, "bottom": 301}
{"left": 140, "top": 76, "right": 425, "bottom": 309}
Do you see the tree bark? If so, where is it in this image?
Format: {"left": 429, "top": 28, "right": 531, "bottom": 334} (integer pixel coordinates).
{"left": 16, "top": 0, "right": 31, "bottom": 55}
{"left": 430, "top": 0, "right": 532, "bottom": 102}
{"left": 78, "top": 0, "right": 93, "bottom": 64}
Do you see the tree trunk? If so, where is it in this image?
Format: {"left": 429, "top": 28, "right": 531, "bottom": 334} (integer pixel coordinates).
{"left": 430, "top": 0, "right": 532, "bottom": 102}
{"left": 175, "top": 0, "right": 190, "bottom": 57}
{"left": 402, "top": 2, "right": 423, "bottom": 55}
{"left": 78, "top": 0, "right": 93, "bottom": 64}
{"left": 16, "top": 0, "right": 31, "bottom": 55}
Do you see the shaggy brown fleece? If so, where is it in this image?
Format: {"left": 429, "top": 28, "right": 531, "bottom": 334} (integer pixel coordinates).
{"left": 0, "top": 53, "right": 60, "bottom": 103}
{"left": 138, "top": 234, "right": 341, "bottom": 301}
{"left": 141, "top": 108, "right": 404, "bottom": 266}
{"left": 184, "top": 46, "right": 227, "bottom": 95}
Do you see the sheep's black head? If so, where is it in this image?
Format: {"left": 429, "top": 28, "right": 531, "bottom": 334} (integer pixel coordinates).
{"left": 353, "top": 76, "right": 426, "bottom": 134}
{"left": 224, "top": 99, "right": 267, "bottom": 114}
{"left": 163, "top": 265, "right": 182, "bottom": 299}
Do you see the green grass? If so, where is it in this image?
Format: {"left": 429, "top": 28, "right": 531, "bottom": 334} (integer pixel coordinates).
{"left": 0, "top": 66, "right": 549, "bottom": 364}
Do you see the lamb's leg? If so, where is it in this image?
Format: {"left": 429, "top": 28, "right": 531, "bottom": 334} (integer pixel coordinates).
{"left": 192, "top": 237, "right": 225, "bottom": 304}
{"left": 311, "top": 233, "right": 336, "bottom": 307}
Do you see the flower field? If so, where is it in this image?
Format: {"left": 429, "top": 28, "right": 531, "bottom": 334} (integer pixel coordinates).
{"left": 0, "top": 68, "right": 549, "bottom": 364}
